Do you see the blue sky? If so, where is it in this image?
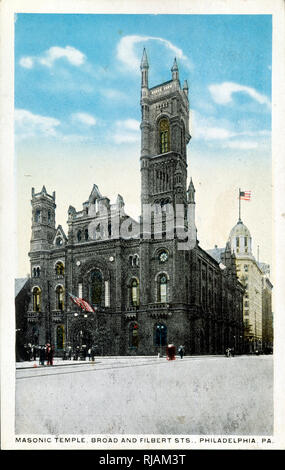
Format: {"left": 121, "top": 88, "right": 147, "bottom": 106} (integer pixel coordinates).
{"left": 14, "top": 14, "right": 272, "bottom": 275}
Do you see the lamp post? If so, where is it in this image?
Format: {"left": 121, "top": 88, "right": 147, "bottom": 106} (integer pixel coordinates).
{"left": 157, "top": 324, "right": 165, "bottom": 357}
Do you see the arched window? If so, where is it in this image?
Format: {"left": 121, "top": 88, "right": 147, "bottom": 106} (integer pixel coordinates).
{"left": 48, "top": 210, "right": 51, "bottom": 224}
{"left": 77, "top": 230, "right": 82, "bottom": 242}
{"left": 56, "top": 325, "right": 64, "bottom": 349}
{"left": 33, "top": 267, "right": 37, "bottom": 277}
{"left": 90, "top": 269, "right": 103, "bottom": 305}
{"left": 154, "top": 323, "right": 167, "bottom": 347}
{"left": 36, "top": 267, "right": 41, "bottom": 277}
{"left": 56, "top": 285, "right": 64, "bottom": 311}
{"left": 85, "top": 228, "right": 89, "bottom": 241}
{"left": 33, "top": 287, "right": 41, "bottom": 312}
{"left": 129, "top": 323, "right": 139, "bottom": 348}
{"left": 158, "top": 273, "right": 168, "bottom": 303}
{"left": 130, "top": 278, "right": 139, "bottom": 306}
{"left": 34, "top": 209, "right": 41, "bottom": 223}
{"left": 55, "top": 261, "right": 64, "bottom": 276}
{"left": 133, "top": 254, "right": 140, "bottom": 267}
{"left": 159, "top": 119, "right": 170, "bottom": 154}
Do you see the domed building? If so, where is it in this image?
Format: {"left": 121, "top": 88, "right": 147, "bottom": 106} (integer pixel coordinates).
{"left": 208, "top": 218, "right": 273, "bottom": 353}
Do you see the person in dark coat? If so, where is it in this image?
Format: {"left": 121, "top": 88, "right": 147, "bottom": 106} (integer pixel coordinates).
{"left": 178, "top": 345, "right": 184, "bottom": 359}
{"left": 32, "top": 345, "right": 37, "bottom": 361}
{"left": 39, "top": 346, "right": 46, "bottom": 366}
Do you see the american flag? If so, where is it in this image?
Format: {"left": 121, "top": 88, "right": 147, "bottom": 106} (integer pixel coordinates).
{"left": 239, "top": 190, "right": 251, "bottom": 201}
{"left": 69, "top": 293, "right": 95, "bottom": 313}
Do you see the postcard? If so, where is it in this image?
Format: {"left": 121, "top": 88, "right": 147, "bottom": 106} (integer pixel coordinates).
{"left": 1, "top": 0, "right": 285, "bottom": 452}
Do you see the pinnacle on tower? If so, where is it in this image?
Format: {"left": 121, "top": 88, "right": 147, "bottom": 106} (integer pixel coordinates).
{"left": 171, "top": 57, "right": 179, "bottom": 81}
{"left": 187, "top": 178, "right": 195, "bottom": 203}
{"left": 140, "top": 48, "right": 149, "bottom": 70}
{"left": 183, "top": 79, "right": 189, "bottom": 94}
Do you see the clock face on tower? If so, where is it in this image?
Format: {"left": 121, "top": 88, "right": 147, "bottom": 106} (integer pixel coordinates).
{"left": 159, "top": 251, "right": 168, "bottom": 263}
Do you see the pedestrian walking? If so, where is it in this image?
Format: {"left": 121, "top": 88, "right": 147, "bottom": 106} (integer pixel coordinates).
{"left": 32, "top": 345, "right": 37, "bottom": 361}
{"left": 68, "top": 346, "right": 72, "bottom": 360}
{"left": 39, "top": 346, "right": 46, "bottom": 366}
{"left": 178, "top": 345, "right": 184, "bottom": 359}
{"left": 88, "top": 347, "right": 92, "bottom": 361}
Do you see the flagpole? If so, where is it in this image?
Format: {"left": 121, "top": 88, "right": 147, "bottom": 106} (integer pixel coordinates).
{"left": 238, "top": 188, "right": 241, "bottom": 222}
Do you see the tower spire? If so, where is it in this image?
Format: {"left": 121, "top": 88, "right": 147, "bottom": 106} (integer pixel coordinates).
{"left": 140, "top": 48, "right": 149, "bottom": 89}
{"left": 171, "top": 57, "right": 179, "bottom": 81}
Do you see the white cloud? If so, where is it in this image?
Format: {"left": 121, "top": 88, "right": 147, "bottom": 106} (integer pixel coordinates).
{"left": 191, "top": 109, "right": 270, "bottom": 150}
{"left": 100, "top": 88, "right": 127, "bottom": 100}
{"left": 19, "top": 46, "right": 86, "bottom": 69}
{"left": 191, "top": 110, "right": 235, "bottom": 141}
{"left": 222, "top": 140, "right": 258, "bottom": 150}
{"left": 209, "top": 82, "right": 271, "bottom": 109}
{"left": 117, "top": 35, "right": 192, "bottom": 72}
{"left": 15, "top": 109, "right": 60, "bottom": 138}
{"left": 72, "top": 112, "right": 96, "bottom": 126}
{"left": 113, "top": 118, "right": 140, "bottom": 144}
{"left": 39, "top": 46, "right": 86, "bottom": 67}
{"left": 19, "top": 57, "right": 34, "bottom": 69}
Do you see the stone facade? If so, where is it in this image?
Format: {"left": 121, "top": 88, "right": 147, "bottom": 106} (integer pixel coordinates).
{"left": 25, "top": 51, "right": 244, "bottom": 356}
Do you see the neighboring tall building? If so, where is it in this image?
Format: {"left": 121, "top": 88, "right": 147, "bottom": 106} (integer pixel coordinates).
{"left": 24, "top": 50, "right": 244, "bottom": 356}
{"left": 208, "top": 219, "right": 273, "bottom": 353}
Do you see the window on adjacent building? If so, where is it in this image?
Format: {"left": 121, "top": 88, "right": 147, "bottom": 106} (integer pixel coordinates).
{"left": 236, "top": 236, "right": 240, "bottom": 247}
{"left": 77, "top": 230, "right": 82, "bottom": 242}
{"left": 85, "top": 228, "right": 89, "bottom": 241}
{"left": 48, "top": 210, "right": 51, "bottom": 224}
{"left": 244, "top": 265, "right": 248, "bottom": 272}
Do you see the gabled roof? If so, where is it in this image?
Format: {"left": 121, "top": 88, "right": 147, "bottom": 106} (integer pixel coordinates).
{"left": 15, "top": 278, "right": 29, "bottom": 297}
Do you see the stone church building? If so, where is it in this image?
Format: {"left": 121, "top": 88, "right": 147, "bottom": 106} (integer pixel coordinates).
{"left": 26, "top": 50, "right": 244, "bottom": 356}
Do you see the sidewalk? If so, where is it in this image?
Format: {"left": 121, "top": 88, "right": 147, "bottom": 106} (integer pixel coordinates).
{"left": 16, "top": 354, "right": 227, "bottom": 369}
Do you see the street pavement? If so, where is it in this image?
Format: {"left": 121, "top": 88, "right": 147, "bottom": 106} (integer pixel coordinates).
{"left": 15, "top": 355, "right": 273, "bottom": 435}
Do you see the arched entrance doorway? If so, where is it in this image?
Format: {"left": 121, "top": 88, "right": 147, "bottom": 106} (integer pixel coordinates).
{"left": 69, "top": 319, "right": 94, "bottom": 350}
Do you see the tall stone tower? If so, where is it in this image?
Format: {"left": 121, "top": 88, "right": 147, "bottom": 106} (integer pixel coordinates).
{"left": 140, "top": 49, "right": 191, "bottom": 215}
{"left": 30, "top": 186, "right": 56, "bottom": 252}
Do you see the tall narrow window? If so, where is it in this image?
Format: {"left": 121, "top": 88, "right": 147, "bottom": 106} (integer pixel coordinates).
{"left": 55, "top": 261, "right": 64, "bottom": 276}
{"left": 129, "top": 323, "right": 139, "bottom": 348}
{"left": 159, "top": 119, "right": 170, "bottom": 154}
{"left": 33, "top": 287, "right": 41, "bottom": 312}
{"left": 35, "top": 209, "right": 41, "bottom": 223}
{"left": 236, "top": 237, "right": 240, "bottom": 248}
{"left": 131, "top": 279, "right": 139, "bottom": 306}
{"left": 85, "top": 228, "right": 89, "bottom": 241}
{"left": 77, "top": 230, "right": 82, "bottom": 242}
{"left": 48, "top": 210, "right": 51, "bottom": 224}
{"left": 90, "top": 269, "right": 103, "bottom": 305}
{"left": 158, "top": 274, "right": 168, "bottom": 303}
{"left": 56, "top": 285, "right": 64, "bottom": 311}
{"left": 56, "top": 325, "right": 64, "bottom": 349}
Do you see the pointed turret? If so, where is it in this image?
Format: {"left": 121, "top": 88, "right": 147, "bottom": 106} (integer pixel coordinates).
{"left": 183, "top": 79, "right": 189, "bottom": 95}
{"left": 171, "top": 57, "right": 179, "bottom": 81}
{"left": 140, "top": 47, "right": 149, "bottom": 70}
{"left": 140, "top": 48, "right": 149, "bottom": 90}
{"left": 187, "top": 178, "right": 195, "bottom": 204}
